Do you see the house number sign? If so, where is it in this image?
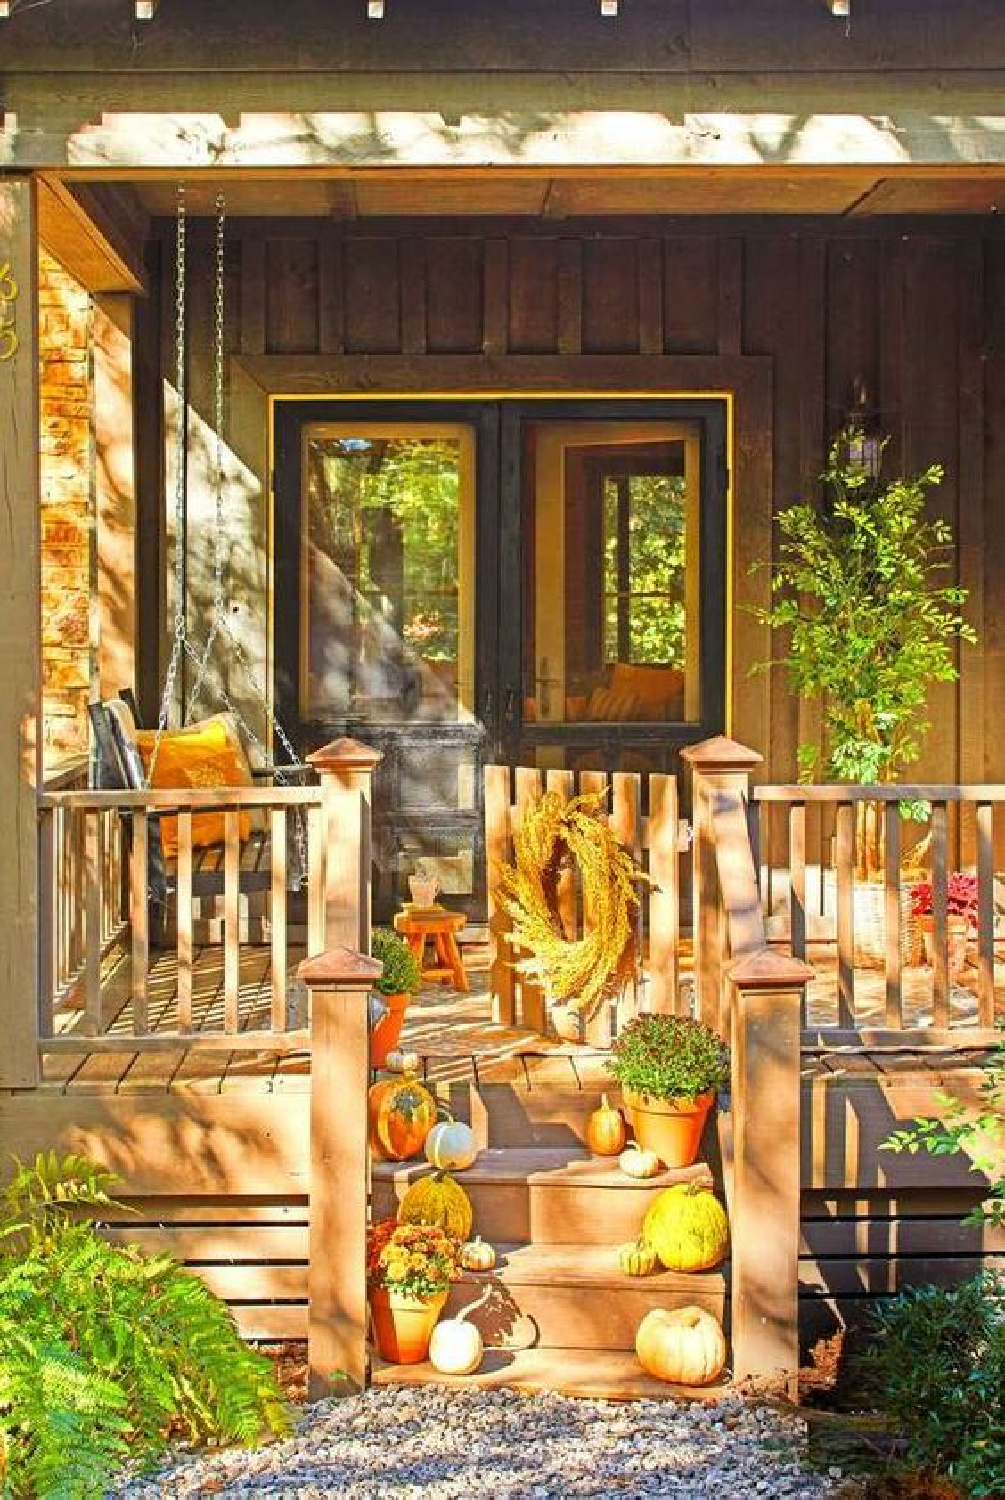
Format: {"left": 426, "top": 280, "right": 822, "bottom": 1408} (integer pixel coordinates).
{"left": 0, "top": 261, "right": 19, "bottom": 361}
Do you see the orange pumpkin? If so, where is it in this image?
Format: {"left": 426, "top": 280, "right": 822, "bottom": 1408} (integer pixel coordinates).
{"left": 368, "top": 1076, "right": 438, "bottom": 1161}
{"left": 585, "top": 1093, "right": 627, "bottom": 1157}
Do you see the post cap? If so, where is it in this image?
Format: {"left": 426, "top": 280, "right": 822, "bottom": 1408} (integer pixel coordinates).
{"left": 307, "top": 737, "right": 383, "bottom": 773}
{"left": 681, "top": 736, "right": 763, "bottom": 773}
{"left": 728, "top": 947, "right": 814, "bottom": 989}
{"left": 297, "top": 947, "right": 383, "bottom": 987}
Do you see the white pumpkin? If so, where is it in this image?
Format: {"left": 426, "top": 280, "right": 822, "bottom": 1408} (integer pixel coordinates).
{"left": 428, "top": 1317, "right": 484, "bottom": 1376}
{"left": 618, "top": 1142, "right": 661, "bottom": 1179}
{"left": 385, "top": 1048, "right": 420, "bottom": 1075}
{"left": 425, "top": 1119, "right": 479, "bottom": 1172}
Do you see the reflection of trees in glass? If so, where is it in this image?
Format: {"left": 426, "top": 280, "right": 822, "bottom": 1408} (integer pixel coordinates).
{"left": 307, "top": 438, "right": 460, "bottom": 662}
{"left": 603, "top": 474, "right": 686, "bottom": 665}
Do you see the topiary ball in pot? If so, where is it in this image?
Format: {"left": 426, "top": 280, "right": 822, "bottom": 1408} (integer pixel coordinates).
{"left": 370, "top": 928, "right": 422, "bottom": 1068}
{"left": 608, "top": 1013, "right": 729, "bottom": 1169}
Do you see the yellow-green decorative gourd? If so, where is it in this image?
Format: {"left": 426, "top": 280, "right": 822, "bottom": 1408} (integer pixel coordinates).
{"left": 641, "top": 1182, "right": 729, "bottom": 1272}
{"left": 398, "top": 1172, "right": 474, "bottom": 1241}
{"left": 617, "top": 1239, "right": 658, "bottom": 1277}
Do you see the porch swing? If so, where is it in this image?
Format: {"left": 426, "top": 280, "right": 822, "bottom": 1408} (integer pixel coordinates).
{"left": 90, "top": 187, "right": 311, "bottom": 925}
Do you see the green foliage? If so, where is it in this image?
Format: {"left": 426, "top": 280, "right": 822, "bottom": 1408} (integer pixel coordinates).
{"left": 857, "top": 1273, "right": 1005, "bottom": 1497}
{"left": 608, "top": 1014, "right": 729, "bottom": 1102}
{"left": 602, "top": 473, "right": 688, "bottom": 666}
{"left": 0, "top": 1153, "right": 289, "bottom": 1497}
{"left": 371, "top": 927, "right": 422, "bottom": 996}
{"left": 756, "top": 441, "right": 975, "bottom": 786}
{"left": 882, "top": 1029, "right": 1005, "bottom": 1228}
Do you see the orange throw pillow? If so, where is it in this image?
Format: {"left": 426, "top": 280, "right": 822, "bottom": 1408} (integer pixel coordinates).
{"left": 135, "top": 714, "right": 252, "bottom": 856}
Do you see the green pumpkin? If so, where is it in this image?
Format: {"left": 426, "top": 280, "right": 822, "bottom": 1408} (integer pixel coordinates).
{"left": 642, "top": 1183, "right": 729, "bottom": 1272}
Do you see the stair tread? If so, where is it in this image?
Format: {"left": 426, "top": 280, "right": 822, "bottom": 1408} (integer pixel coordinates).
{"left": 458, "top": 1241, "right": 728, "bottom": 1290}
{"left": 372, "top": 1346, "right": 730, "bottom": 1402}
{"left": 372, "top": 1148, "right": 716, "bottom": 1189}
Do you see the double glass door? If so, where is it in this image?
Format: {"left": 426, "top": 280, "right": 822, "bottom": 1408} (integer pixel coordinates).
{"left": 273, "top": 398, "right": 726, "bottom": 919}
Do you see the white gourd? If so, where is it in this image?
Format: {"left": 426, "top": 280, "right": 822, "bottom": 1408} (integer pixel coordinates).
{"left": 424, "top": 1119, "right": 479, "bottom": 1172}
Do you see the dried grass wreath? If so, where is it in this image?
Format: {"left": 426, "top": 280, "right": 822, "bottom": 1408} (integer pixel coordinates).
{"left": 498, "top": 789, "right": 648, "bottom": 1023}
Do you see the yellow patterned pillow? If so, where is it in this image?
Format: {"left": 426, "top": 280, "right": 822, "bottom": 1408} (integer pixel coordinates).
{"left": 135, "top": 715, "right": 252, "bottom": 856}
{"left": 585, "top": 685, "right": 643, "bottom": 722}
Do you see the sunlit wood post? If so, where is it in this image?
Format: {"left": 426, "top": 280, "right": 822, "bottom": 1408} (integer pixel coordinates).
{"left": 681, "top": 737, "right": 763, "bottom": 1038}
{"left": 299, "top": 945, "right": 382, "bottom": 1401}
{"left": 728, "top": 948, "right": 811, "bottom": 1390}
{"left": 306, "top": 737, "right": 381, "bottom": 953}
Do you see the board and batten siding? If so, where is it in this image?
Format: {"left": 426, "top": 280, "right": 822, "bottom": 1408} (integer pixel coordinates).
{"left": 160, "top": 218, "right": 1003, "bottom": 810}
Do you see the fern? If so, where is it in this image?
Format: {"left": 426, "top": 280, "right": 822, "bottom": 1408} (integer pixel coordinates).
{"left": 0, "top": 1154, "right": 290, "bottom": 1496}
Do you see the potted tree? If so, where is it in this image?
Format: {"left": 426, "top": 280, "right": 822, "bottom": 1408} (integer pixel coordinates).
{"left": 370, "top": 927, "right": 421, "bottom": 1068}
{"left": 367, "top": 1218, "right": 460, "bottom": 1364}
{"left": 608, "top": 1014, "right": 729, "bottom": 1169}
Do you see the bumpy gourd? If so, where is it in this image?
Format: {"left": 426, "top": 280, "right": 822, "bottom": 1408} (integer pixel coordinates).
{"left": 641, "top": 1182, "right": 729, "bottom": 1272}
{"left": 367, "top": 1077, "right": 438, "bottom": 1161}
{"left": 618, "top": 1142, "right": 661, "bottom": 1179}
{"left": 398, "top": 1172, "right": 474, "bottom": 1241}
{"left": 459, "top": 1235, "right": 496, "bottom": 1272}
{"left": 585, "top": 1094, "right": 627, "bottom": 1157}
{"left": 635, "top": 1306, "right": 727, "bottom": 1386}
{"left": 425, "top": 1119, "right": 479, "bottom": 1172}
{"left": 617, "top": 1239, "right": 658, "bottom": 1277}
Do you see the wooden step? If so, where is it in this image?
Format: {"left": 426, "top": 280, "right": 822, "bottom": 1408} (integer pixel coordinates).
{"left": 372, "top": 1148, "right": 718, "bottom": 1245}
{"left": 444, "top": 1241, "right": 727, "bottom": 1351}
{"left": 372, "top": 1346, "right": 731, "bottom": 1402}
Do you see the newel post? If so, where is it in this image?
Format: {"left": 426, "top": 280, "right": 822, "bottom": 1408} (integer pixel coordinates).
{"left": 727, "top": 949, "right": 812, "bottom": 1391}
{"left": 306, "top": 738, "right": 382, "bottom": 954}
{"left": 299, "top": 945, "right": 382, "bottom": 1401}
{"left": 681, "top": 737, "right": 762, "bottom": 1036}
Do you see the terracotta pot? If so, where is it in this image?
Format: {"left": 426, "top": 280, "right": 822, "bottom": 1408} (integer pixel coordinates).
{"left": 622, "top": 1087, "right": 714, "bottom": 1169}
{"left": 369, "top": 1286, "right": 447, "bottom": 1364}
{"left": 370, "top": 992, "right": 411, "bottom": 1069}
{"left": 918, "top": 914, "right": 970, "bottom": 977}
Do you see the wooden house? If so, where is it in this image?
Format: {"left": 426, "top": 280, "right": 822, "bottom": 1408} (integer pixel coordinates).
{"left": 0, "top": 0, "right": 1002, "bottom": 1397}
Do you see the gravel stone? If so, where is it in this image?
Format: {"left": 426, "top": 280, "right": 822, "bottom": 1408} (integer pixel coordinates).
{"left": 113, "top": 1386, "right": 843, "bottom": 1498}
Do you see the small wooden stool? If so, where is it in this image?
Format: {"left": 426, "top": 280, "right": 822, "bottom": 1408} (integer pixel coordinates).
{"left": 393, "top": 907, "right": 470, "bottom": 993}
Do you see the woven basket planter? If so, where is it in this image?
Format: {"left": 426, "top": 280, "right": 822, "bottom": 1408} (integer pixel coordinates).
{"left": 822, "top": 873, "right": 921, "bottom": 969}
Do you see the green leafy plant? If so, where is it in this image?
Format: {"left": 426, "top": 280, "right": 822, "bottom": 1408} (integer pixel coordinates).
{"left": 371, "top": 927, "right": 421, "bottom": 996}
{"left": 856, "top": 1273, "right": 1004, "bottom": 1497}
{"left": 756, "top": 439, "right": 975, "bottom": 873}
{"left": 608, "top": 1014, "right": 729, "bottom": 1102}
{"left": 883, "top": 1030, "right": 1004, "bottom": 1228}
{"left": 0, "top": 1152, "right": 289, "bottom": 1497}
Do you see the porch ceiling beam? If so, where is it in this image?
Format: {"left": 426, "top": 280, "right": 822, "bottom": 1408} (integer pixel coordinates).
{"left": 36, "top": 176, "right": 147, "bottom": 294}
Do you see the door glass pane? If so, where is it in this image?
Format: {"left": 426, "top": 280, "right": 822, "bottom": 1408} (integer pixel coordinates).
{"left": 522, "top": 421, "right": 700, "bottom": 727}
{"left": 301, "top": 424, "right": 475, "bottom": 726}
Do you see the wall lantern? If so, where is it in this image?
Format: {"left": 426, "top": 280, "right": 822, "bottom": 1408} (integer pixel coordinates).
{"left": 836, "top": 377, "right": 883, "bottom": 481}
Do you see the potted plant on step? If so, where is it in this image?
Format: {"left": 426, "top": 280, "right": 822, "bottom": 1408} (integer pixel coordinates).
{"left": 910, "top": 874, "right": 977, "bottom": 976}
{"left": 608, "top": 1014, "right": 729, "bottom": 1169}
{"left": 367, "top": 1218, "right": 460, "bottom": 1364}
{"left": 370, "top": 928, "right": 421, "bottom": 1069}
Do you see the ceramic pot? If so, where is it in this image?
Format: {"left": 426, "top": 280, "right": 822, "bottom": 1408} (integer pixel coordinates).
{"left": 918, "top": 914, "right": 970, "bottom": 977}
{"left": 369, "top": 1286, "right": 448, "bottom": 1364}
{"left": 370, "top": 992, "right": 411, "bottom": 1069}
{"left": 622, "top": 1087, "right": 714, "bottom": 1169}
{"left": 409, "top": 874, "right": 439, "bottom": 908}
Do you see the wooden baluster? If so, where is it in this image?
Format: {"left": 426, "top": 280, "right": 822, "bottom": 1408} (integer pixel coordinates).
{"left": 224, "top": 808, "right": 241, "bottom": 1033}
{"left": 485, "top": 763, "right": 515, "bottom": 1026}
{"left": 746, "top": 796, "right": 761, "bottom": 901}
{"left": 611, "top": 772, "right": 643, "bottom": 1029}
{"left": 271, "top": 807, "right": 288, "bottom": 1032}
{"left": 789, "top": 801, "right": 807, "bottom": 966}
{"left": 72, "top": 805, "right": 85, "bottom": 974}
{"left": 515, "top": 765, "right": 546, "bottom": 1032}
{"left": 648, "top": 774, "right": 680, "bottom": 1014}
{"left": 835, "top": 801, "right": 855, "bottom": 1028}
{"left": 932, "top": 800, "right": 950, "bottom": 1028}
{"left": 85, "top": 811, "right": 102, "bottom": 1035}
{"left": 38, "top": 806, "right": 56, "bottom": 1037}
{"left": 175, "top": 809, "right": 192, "bottom": 1031}
{"left": 976, "top": 801, "right": 994, "bottom": 1028}
{"left": 884, "top": 802, "right": 903, "bottom": 1030}
{"left": 307, "top": 802, "right": 325, "bottom": 956}
{"left": 131, "top": 811, "right": 150, "bottom": 1033}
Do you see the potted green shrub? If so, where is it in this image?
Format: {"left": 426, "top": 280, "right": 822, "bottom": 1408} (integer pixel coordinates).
{"left": 370, "top": 927, "right": 421, "bottom": 1068}
{"left": 608, "top": 1014, "right": 729, "bottom": 1169}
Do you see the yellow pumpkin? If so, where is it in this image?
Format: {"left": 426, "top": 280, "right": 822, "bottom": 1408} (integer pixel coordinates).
{"left": 642, "top": 1183, "right": 729, "bottom": 1273}
{"left": 459, "top": 1235, "right": 496, "bottom": 1272}
{"left": 585, "top": 1093, "right": 627, "bottom": 1156}
{"left": 398, "top": 1172, "right": 474, "bottom": 1240}
{"left": 635, "top": 1306, "right": 727, "bottom": 1387}
{"left": 617, "top": 1239, "right": 658, "bottom": 1277}
{"left": 618, "top": 1142, "right": 661, "bottom": 1179}
{"left": 425, "top": 1119, "right": 479, "bottom": 1172}
{"left": 368, "top": 1077, "right": 437, "bottom": 1162}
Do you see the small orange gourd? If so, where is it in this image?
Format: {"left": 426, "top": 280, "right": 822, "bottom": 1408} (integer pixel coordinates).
{"left": 586, "top": 1093, "right": 627, "bottom": 1157}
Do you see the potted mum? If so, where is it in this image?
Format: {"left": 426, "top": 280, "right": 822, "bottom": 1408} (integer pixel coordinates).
{"left": 367, "top": 1218, "right": 460, "bottom": 1364}
{"left": 370, "top": 928, "right": 421, "bottom": 1069}
{"left": 911, "top": 874, "right": 977, "bottom": 975}
{"left": 608, "top": 1014, "right": 729, "bottom": 1169}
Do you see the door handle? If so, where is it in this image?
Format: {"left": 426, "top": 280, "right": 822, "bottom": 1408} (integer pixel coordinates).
{"left": 482, "top": 687, "right": 494, "bottom": 722}
{"left": 504, "top": 685, "right": 517, "bottom": 724}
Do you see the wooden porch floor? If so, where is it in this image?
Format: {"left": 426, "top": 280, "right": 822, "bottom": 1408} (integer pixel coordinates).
{"left": 42, "top": 937, "right": 1004, "bottom": 1095}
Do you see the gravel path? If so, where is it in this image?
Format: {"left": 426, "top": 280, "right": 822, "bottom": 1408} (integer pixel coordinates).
{"left": 117, "top": 1387, "right": 846, "bottom": 1498}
